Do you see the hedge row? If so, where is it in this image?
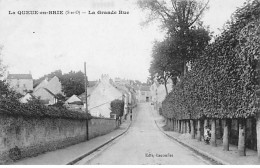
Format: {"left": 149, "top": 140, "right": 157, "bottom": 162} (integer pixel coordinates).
{"left": 162, "top": 0, "right": 260, "bottom": 120}
{"left": 0, "top": 98, "right": 91, "bottom": 120}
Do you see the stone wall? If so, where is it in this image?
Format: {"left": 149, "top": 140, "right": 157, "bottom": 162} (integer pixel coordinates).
{"left": 0, "top": 114, "right": 117, "bottom": 164}
{"left": 88, "top": 118, "right": 117, "bottom": 139}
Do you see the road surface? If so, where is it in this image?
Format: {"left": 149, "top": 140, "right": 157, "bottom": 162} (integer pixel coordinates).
{"left": 77, "top": 103, "right": 211, "bottom": 165}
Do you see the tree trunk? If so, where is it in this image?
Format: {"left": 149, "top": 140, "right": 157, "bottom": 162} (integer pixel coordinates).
{"left": 166, "top": 118, "right": 169, "bottom": 129}
{"left": 174, "top": 119, "right": 177, "bottom": 132}
{"left": 170, "top": 119, "right": 173, "bottom": 131}
{"left": 185, "top": 120, "right": 187, "bottom": 133}
{"left": 204, "top": 119, "right": 208, "bottom": 139}
{"left": 252, "top": 118, "right": 257, "bottom": 151}
{"left": 169, "top": 119, "right": 171, "bottom": 130}
{"left": 219, "top": 119, "right": 223, "bottom": 138}
{"left": 183, "top": 120, "right": 186, "bottom": 133}
{"left": 184, "top": 120, "right": 187, "bottom": 133}
{"left": 190, "top": 120, "right": 195, "bottom": 139}
{"left": 256, "top": 113, "right": 260, "bottom": 160}
{"left": 197, "top": 120, "right": 201, "bottom": 141}
{"left": 181, "top": 120, "right": 183, "bottom": 133}
{"left": 179, "top": 120, "right": 182, "bottom": 133}
{"left": 173, "top": 119, "right": 175, "bottom": 131}
{"left": 223, "top": 119, "right": 231, "bottom": 151}
{"left": 238, "top": 118, "right": 246, "bottom": 156}
{"left": 187, "top": 120, "right": 190, "bottom": 134}
{"left": 182, "top": 120, "right": 185, "bottom": 134}
{"left": 178, "top": 120, "right": 181, "bottom": 133}
{"left": 211, "top": 119, "right": 217, "bottom": 147}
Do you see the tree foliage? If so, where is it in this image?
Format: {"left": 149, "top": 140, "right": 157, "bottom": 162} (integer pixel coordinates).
{"left": 0, "top": 46, "right": 7, "bottom": 78}
{"left": 138, "top": 0, "right": 209, "bottom": 34}
{"left": 0, "top": 93, "right": 91, "bottom": 120}
{"left": 140, "top": 0, "right": 211, "bottom": 92}
{"left": 162, "top": 0, "right": 260, "bottom": 120}
{"left": 110, "top": 99, "right": 124, "bottom": 117}
{"left": 60, "top": 71, "right": 85, "bottom": 97}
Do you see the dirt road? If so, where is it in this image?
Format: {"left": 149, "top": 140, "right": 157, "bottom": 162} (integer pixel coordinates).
{"left": 78, "top": 103, "right": 211, "bottom": 165}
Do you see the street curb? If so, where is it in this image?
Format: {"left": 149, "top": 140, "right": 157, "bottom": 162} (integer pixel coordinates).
{"left": 66, "top": 120, "right": 132, "bottom": 165}
{"left": 154, "top": 120, "right": 230, "bottom": 165}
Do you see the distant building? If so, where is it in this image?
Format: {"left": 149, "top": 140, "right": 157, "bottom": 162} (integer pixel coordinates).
{"left": 20, "top": 93, "right": 35, "bottom": 103}
{"left": 7, "top": 73, "right": 33, "bottom": 95}
{"left": 34, "top": 76, "right": 62, "bottom": 95}
{"left": 150, "top": 79, "right": 173, "bottom": 111}
{"left": 87, "top": 74, "right": 123, "bottom": 118}
{"left": 114, "top": 77, "right": 131, "bottom": 85}
{"left": 64, "top": 94, "right": 84, "bottom": 111}
{"left": 33, "top": 88, "right": 58, "bottom": 105}
{"left": 33, "top": 76, "right": 62, "bottom": 105}
{"left": 136, "top": 85, "right": 151, "bottom": 102}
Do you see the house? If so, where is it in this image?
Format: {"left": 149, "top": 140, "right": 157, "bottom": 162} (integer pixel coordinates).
{"left": 64, "top": 94, "right": 84, "bottom": 111}
{"left": 112, "top": 83, "right": 132, "bottom": 118}
{"left": 33, "top": 87, "right": 58, "bottom": 105}
{"left": 78, "top": 81, "right": 98, "bottom": 110}
{"left": 87, "top": 74, "right": 123, "bottom": 118}
{"left": 136, "top": 85, "right": 151, "bottom": 102}
{"left": 6, "top": 73, "right": 33, "bottom": 95}
{"left": 150, "top": 79, "right": 173, "bottom": 110}
{"left": 20, "top": 93, "right": 35, "bottom": 103}
{"left": 32, "top": 76, "right": 63, "bottom": 105}
{"left": 34, "top": 76, "right": 62, "bottom": 95}
{"left": 65, "top": 94, "right": 82, "bottom": 104}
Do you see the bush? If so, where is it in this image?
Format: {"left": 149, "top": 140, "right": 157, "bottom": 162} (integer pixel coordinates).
{"left": 0, "top": 96, "right": 91, "bottom": 120}
{"left": 9, "top": 146, "right": 21, "bottom": 161}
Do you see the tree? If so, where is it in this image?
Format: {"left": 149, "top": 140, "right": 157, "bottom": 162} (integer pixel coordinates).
{"left": 110, "top": 99, "right": 124, "bottom": 119}
{"left": 0, "top": 46, "right": 7, "bottom": 78}
{"left": 138, "top": 0, "right": 209, "bottom": 34}
{"left": 150, "top": 39, "right": 182, "bottom": 95}
{"left": 34, "top": 70, "right": 62, "bottom": 86}
{"left": 60, "top": 71, "right": 85, "bottom": 97}
{"left": 138, "top": 0, "right": 211, "bottom": 75}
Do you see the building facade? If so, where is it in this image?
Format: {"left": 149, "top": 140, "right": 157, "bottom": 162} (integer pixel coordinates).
{"left": 7, "top": 74, "right": 33, "bottom": 95}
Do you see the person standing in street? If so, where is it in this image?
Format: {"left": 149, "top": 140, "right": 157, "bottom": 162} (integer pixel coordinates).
{"left": 130, "top": 104, "right": 133, "bottom": 121}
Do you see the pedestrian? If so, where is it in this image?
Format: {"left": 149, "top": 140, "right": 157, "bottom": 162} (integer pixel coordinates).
{"left": 204, "top": 126, "right": 211, "bottom": 144}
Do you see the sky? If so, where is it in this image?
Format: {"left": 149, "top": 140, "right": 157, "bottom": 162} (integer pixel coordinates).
{"left": 0, "top": 0, "right": 247, "bottom": 82}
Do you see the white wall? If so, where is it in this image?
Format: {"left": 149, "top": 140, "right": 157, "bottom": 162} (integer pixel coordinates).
{"left": 7, "top": 79, "right": 33, "bottom": 95}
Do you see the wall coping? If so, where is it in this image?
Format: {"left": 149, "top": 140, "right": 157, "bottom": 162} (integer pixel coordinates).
{"left": 91, "top": 117, "right": 116, "bottom": 121}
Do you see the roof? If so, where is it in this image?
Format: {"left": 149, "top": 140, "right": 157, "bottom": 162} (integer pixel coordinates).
{"left": 43, "top": 88, "right": 57, "bottom": 97}
{"left": 33, "top": 76, "right": 53, "bottom": 88}
{"left": 88, "top": 81, "right": 98, "bottom": 87}
{"left": 65, "top": 94, "right": 82, "bottom": 103}
{"left": 7, "top": 74, "right": 32, "bottom": 80}
{"left": 140, "top": 86, "right": 150, "bottom": 92}
{"left": 78, "top": 86, "right": 96, "bottom": 101}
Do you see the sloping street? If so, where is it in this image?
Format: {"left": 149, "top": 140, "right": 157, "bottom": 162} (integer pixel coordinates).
{"left": 77, "top": 103, "right": 211, "bottom": 165}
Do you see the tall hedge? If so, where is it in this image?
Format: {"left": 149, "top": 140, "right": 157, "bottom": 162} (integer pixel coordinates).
{"left": 162, "top": 0, "right": 260, "bottom": 120}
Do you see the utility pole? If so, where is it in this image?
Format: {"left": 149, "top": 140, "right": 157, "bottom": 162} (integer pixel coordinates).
{"left": 84, "top": 62, "right": 89, "bottom": 141}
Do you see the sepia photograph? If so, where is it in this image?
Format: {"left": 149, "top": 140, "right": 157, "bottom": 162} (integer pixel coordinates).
{"left": 0, "top": 0, "right": 260, "bottom": 165}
